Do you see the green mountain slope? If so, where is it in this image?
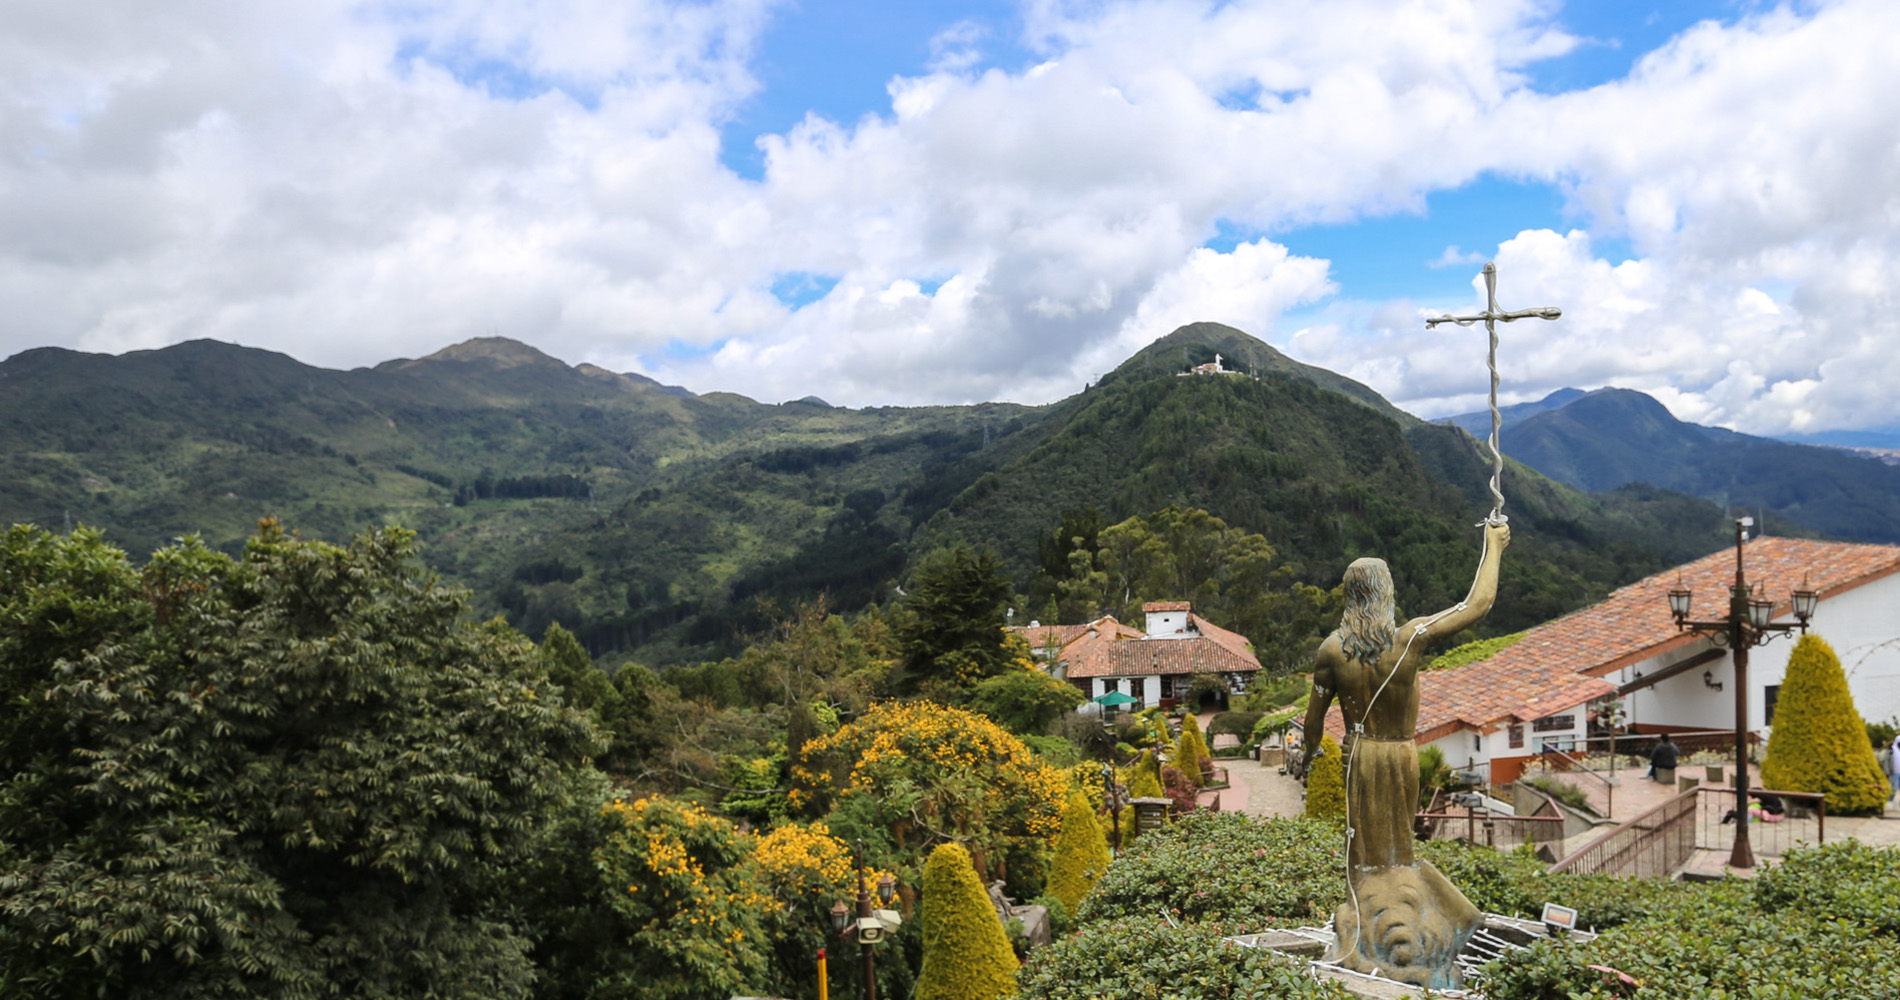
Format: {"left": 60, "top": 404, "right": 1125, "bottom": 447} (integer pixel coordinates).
{"left": 1486, "top": 388, "right": 1900, "bottom": 543}
{"left": 4, "top": 326, "right": 1755, "bottom": 665}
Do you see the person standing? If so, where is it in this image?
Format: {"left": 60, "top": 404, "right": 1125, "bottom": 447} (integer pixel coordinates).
{"left": 1886, "top": 733, "right": 1900, "bottom": 803}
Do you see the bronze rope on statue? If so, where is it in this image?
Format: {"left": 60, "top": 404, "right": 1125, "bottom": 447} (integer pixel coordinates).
{"left": 1425, "top": 262, "right": 1561, "bottom": 525}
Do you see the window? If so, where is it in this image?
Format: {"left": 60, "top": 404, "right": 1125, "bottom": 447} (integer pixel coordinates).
{"left": 1764, "top": 684, "right": 1780, "bottom": 725}
{"left": 1533, "top": 714, "right": 1575, "bottom": 733}
{"left": 1472, "top": 733, "right": 1482, "bottom": 751}
{"left": 1160, "top": 675, "right": 1176, "bottom": 700}
{"left": 1508, "top": 725, "right": 1524, "bottom": 749}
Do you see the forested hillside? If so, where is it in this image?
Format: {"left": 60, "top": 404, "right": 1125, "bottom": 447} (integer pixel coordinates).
{"left": 2, "top": 325, "right": 1758, "bottom": 665}
{"left": 1446, "top": 386, "right": 1900, "bottom": 543}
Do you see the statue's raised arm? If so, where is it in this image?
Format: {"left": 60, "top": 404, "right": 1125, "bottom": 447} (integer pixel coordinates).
{"left": 1398, "top": 520, "right": 1509, "bottom": 650}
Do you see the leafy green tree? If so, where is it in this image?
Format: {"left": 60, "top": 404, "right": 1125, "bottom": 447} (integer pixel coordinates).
{"left": 0, "top": 521, "right": 601, "bottom": 999}
{"left": 589, "top": 797, "right": 772, "bottom": 1000}
{"left": 1306, "top": 734, "right": 1345, "bottom": 821}
{"left": 915, "top": 842, "right": 1017, "bottom": 1000}
{"left": 1762, "top": 634, "right": 1889, "bottom": 815}
{"left": 1046, "top": 789, "right": 1112, "bottom": 913}
{"left": 967, "top": 663, "right": 1086, "bottom": 735}
{"left": 894, "top": 546, "right": 1016, "bottom": 698}
{"left": 539, "top": 622, "right": 618, "bottom": 716}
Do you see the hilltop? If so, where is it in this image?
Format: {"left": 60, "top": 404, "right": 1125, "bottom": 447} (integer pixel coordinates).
{"left": 2, "top": 327, "right": 1758, "bottom": 664}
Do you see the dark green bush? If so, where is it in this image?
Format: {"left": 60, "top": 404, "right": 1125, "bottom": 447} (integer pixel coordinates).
{"left": 1017, "top": 917, "right": 1352, "bottom": 1000}
{"left": 1752, "top": 840, "right": 1900, "bottom": 935}
{"left": 1078, "top": 813, "right": 1344, "bottom": 930}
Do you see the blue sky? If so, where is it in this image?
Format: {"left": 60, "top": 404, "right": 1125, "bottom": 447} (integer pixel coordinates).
{"left": 5, "top": 0, "right": 1899, "bottom": 440}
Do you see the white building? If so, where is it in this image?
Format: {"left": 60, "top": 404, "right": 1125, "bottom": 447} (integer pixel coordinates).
{"left": 1009, "top": 601, "right": 1262, "bottom": 711}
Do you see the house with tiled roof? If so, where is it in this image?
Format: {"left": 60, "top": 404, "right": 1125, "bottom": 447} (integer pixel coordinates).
{"left": 1009, "top": 602, "right": 1262, "bottom": 711}
{"left": 1322, "top": 536, "right": 1900, "bottom": 785}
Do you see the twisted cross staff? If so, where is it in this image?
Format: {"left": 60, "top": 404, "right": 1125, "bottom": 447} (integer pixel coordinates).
{"left": 1424, "top": 262, "right": 1561, "bottom": 524}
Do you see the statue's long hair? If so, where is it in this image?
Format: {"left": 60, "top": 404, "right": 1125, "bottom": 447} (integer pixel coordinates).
{"left": 1337, "top": 557, "right": 1396, "bottom": 665}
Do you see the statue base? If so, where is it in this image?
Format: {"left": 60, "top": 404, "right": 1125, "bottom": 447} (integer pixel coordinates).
{"left": 1324, "top": 862, "right": 1482, "bottom": 991}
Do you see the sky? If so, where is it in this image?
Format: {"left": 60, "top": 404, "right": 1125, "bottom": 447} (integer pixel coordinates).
{"left": 5, "top": 0, "right": 1899, "bottom": 440}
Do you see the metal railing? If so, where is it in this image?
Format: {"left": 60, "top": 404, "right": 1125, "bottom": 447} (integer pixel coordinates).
{"left": 1521, "top": 745, "right": 1616, "bottom": 817}
{"left": 1415, "top": 807, "right": 1566, "bottom": 851}
{"left": 1551, "top": 784, "right": 1827, "bottom": 878}
{"left": 1694, "top": 786, "right": 1825, "bottom": 859}
{"left": 1549, "top": 785, "right": 1698, "bottom": 878}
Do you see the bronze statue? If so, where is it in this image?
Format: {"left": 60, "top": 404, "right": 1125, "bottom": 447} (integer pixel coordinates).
{"left": 1291, "top": 521, "right": 1509, "bottom": 989}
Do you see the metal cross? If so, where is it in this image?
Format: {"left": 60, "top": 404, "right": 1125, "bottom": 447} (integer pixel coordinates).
{"left": 1424, "top": 262, "right": 1561, "bottom": 524}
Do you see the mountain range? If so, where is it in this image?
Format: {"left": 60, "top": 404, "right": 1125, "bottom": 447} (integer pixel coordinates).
{"left": 1446, "top": 388, "right": 1900, "bottom": 543}
{"left": 2, "top": 326, "right": 1798, "bottom": 665}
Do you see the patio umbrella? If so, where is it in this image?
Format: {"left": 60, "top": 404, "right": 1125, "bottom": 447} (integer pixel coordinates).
{"left": 1094, "top": 691, "right": 1138, "bottom": 707}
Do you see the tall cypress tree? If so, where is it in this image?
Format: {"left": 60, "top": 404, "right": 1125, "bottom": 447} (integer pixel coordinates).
{"left": 1306, "top": 734, "right": 1346, "bottom": 821}
{"left": 1762, "top": 634, "right": 1889, "bottom": 815}
{"left": 1046, "top": 789, "right": 1113, "bottom": 913}
{"left": 916, "top": 842, "right": 1018, "bottom": 1000}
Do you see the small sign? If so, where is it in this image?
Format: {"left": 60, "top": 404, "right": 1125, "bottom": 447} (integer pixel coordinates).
{"left": 1542, "top": 902, "right": 1579, "bottom": 933}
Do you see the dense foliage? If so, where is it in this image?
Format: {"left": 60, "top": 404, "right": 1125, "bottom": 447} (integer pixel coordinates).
{"left": 915, "top": 843, "right": 1017, "bottom": 1000}
{"left": 1079, "top": 813, "right": 1345, "bottom": 930}
{"left": 1761, "top": 634, "right": 1889, "bottom": 815}
{"left": 0, "top": 522, "right": 600, "bottom": 999}
{"left": 1017, "top": 917, "right": 1353, "bottom": 1000}
{"left": 1046, "top": 789, "right": 1112, "bottom": 913}
{"left": 791, "top": 701, "right": 1066, "bottom": 891}
{"left": 1425, "top": 630, "right": 1527, "bottom": 670}
{"left": 1176, "top": 712, "right": 1215, "bottom": 786}
{"left": 1305, "top": 734, "right": 1345, "bottom": 820}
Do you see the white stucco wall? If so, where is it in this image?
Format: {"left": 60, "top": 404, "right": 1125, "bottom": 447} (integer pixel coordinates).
{"left": 1145, "top": 610, "right": 1189, "bottom": 635}
{"left": 1614, "top": 572, "right": 1900, "bottom": 734}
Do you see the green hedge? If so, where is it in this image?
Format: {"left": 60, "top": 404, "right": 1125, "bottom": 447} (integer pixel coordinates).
{"left": 1017, "top": 917, "right": 1352, "bottom": 1000}
{"left": 1078, "top": 812, "right": 1344, "bottom": 930}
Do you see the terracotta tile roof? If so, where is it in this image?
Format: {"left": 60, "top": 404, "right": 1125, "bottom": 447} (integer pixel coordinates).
{"left": 1143, "top": 601, "right": 1191, "bottom": 612}
{"left": 1008, "top": 615, "right": 1138, "bottom": 653}
{"left": 1064, "top": 634, "right": 1261, "bottom": 678}
{"left": 1325, "top": 537, "right": 1900, "bottom": 744}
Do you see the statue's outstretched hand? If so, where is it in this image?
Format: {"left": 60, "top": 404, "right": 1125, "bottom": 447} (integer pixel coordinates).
{"left": 1484, "top": 520, "right": 1511, "bottom": 551}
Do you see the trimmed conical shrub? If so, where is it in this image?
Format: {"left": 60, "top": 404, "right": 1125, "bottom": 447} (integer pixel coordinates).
{"left": 1305, "top": 734, "right": 1345, "bottom": 821}
{"left": 1175, "top": 712, "right": 1213, "bottom": 787}
{"left": 1047, "top": 789, "right": 1113, "bottom": 912}
{"left": 1127, "top": 751, "right": 1164, "bottom": 800}
{"left": 916, "top": 842, "right": 1018, "bottom": 1000}
{"left": 1762, "top": 634, "right": 1889, "bottom": 815}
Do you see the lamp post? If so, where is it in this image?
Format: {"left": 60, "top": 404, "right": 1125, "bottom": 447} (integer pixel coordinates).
{"left": 829, "top": 840, "right": 898, "bottom": 1000}
{"left": 1101, "top": 763, "right": 1122, "bottom": 855}
{"left": 1666, "top": 517, "right": 1818, "bottom": 868}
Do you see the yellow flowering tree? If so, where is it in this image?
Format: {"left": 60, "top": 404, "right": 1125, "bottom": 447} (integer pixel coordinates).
{"left": 793, "top": 701, "right": 1066, "bottom": 888}
{"left": 1175, "top": 712, "right": 1214, "bottom": 787}
{"left": 752, "top": 821, "right": 899, "bottom": 1000}
{"left": 595, "top": 797, "right": 772, "bottom": 1000}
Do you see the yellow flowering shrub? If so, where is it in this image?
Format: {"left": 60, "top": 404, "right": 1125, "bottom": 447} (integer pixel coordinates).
{"left": 753, "top": 821, "right": 893, "bottom": 905}
{"left": 595, "top": 796, "right": 772, "bottom": 1000}
{"left": 793, "top": 701, "right": 1066, "bottom": 880}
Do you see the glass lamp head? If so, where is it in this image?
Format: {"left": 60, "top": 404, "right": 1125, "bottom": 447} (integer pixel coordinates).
{"left": 1748, "top": 595, "right": 1775, "bottom": 629}
{"left": 1668, "top": 584, "right": 1692, "bottom": 622}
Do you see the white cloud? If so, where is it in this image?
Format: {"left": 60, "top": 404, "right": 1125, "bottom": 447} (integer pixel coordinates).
{"left": 2, "top": 0, "right": 1899, "bottom": 436}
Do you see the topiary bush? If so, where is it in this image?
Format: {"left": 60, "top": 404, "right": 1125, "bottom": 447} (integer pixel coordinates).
{"left": 1046, "top": 789, "right": 1113, "bottom": 913}
{"left": 1761, "top": 634, "right": 1889, "bottom": 815}
{"left": 1305, "top": 734, "right": 1344, "bottom": 821}
{"left": 915, "top": 842, "right": 1018, "bottom": 1000}
{"left": 1016, "top": 917, "right": 1353, "bottom": 1000}
{"left": 1174, "top": 712, "right": 1214, "bottom": 786}
{"left": 1078, "top": 812, "right": 1344, "bottom": 930}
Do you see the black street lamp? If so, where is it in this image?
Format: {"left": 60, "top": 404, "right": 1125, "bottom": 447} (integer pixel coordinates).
{"left": 830, "top": 840, "right": 899, "bottom": 1000}
{"left": 1101, "top": 763, "right": 1121, "bottom": 855}
{"left": 1666, "top": 517, "right": 1817, "bottom": 868}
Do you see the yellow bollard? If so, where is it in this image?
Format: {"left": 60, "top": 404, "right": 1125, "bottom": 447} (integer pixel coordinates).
{"left": 817, "top": 947, "right": 828, "bottom": 1000}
